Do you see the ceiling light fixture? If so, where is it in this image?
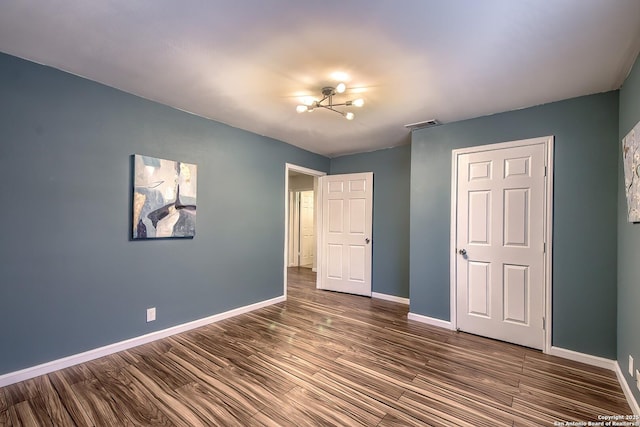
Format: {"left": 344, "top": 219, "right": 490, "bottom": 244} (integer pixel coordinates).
{"left": 296, "top": 84, "right": 364, "bottom": 120}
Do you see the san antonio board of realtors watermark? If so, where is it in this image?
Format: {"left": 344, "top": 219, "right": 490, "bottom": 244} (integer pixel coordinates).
{"left": 553, "top": 414, "right": 640, "bottom": 426}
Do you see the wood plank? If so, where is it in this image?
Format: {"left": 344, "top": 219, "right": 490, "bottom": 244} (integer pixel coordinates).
{"left": 405, "top": 375, "right": 516, "bottom": 426}
{"left": 3, "top": 377, "right": 42, "bottom": 406}
{"left": 132, "top": 352, "right": 196, "bottom": 391}
{"left": 513, "top": 390, "right": 613, "bottom": 425}
{"left": 57, "top": 363, "right": 97, "bottom": 385}
{"left": 518, "top": 371, "right": 629, "bottom": 412}
{"left": 398, "top": 390, "right": 505, "bottom": 427}
{"left": 282, "top": 385, "right": 380, "bottom": 426}
{"left": 173, "top": 382, "right": 251, "bottom": 427}
{"left": 377, "top": 413, "right": 430, "bottom": 427}
{"left": 0, "top": 409, "right": 9, "bottom": 426}
{"left": 87, "top": 357, "right": 175, "bottom": 426}
{"left": 336, "top": 346, "right": 419, "bottom": 383}
{"left": 168, "top": 334, "right": 233, "bottom": 370}
{"left": 123, "top": 364, "right": 210, "bottom": 427}
{"left": 251, "top": 353, "right": 387, "bottom": 425}
{"left": 70, "top": 378, "right": 130, "bottom": 426}
{"left": 307, "top": 370, "right": 390, "bottom": 420}
{"left": 249, "top": 389, "right": 339, "bottom": 427}
{"left": 28, "top": 375, "right": 75, "bottom": 426}
{"left": 522, "top": 354, "right": 625, "bottom": 394}
{"left": 48, "top": 371, "right": 95, "bottom": 427}
{"left": 0, "top": 386, "right": 6, "bottom": 412}
{"left": 421, "top": 357, "right": 521, "bottom": 401}
{"left": 11, "top": 399, "right": 53, "bottom": 427}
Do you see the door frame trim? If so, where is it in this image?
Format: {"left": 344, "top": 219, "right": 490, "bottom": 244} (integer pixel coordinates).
{"left": 284, "top": 163, "right": 326, "bottom": 299}
{"left": 449, "top": 136, "right": 554, "bottom": 353}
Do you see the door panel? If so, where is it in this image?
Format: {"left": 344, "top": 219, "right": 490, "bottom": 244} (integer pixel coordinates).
{"left": 504, "top": 189, "right": 529, "bottom": 246}
{"left": 319, "top": 172, "right": 373, "bottom": 296}
{"left": 349, "top": 245, "right": 366, "bottom": 281}
{"left": 328, "top": 200, "right": 343, "bottom": 232}
{"left": 349, "top": 199, "right": 366, "bottom": 233}
{"left": 503, "top": 264, "right": 528, "bottom": 324}
{"left": 329, "top": 181, "right": 343, "bottom": 193}
{"left": 327, "top": 244, "right": 343, "bottom": 279}
{"left": 455, "top": 141, "right": 546, "bottom": 350}
{"left": 467, "top": 261, "right": 490, "bottom": 317}
{"left": 468, "top": 191, "right": 491, "bottom": 244}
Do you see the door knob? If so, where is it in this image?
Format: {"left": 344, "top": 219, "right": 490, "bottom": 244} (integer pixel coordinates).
{"left": 458, "top": 249, "right": 467, "bottom": 255}
{"left": 365, "top": 238, "right": 370, "bottom": 244}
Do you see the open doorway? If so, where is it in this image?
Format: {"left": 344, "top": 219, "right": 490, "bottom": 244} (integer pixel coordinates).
{"left": 284, "top": 164, "right": 326, "bottom": 298}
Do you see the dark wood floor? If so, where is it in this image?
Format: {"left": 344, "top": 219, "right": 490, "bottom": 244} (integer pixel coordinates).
{"left": 0, "top": 267, "right": 631, "bottom": 426}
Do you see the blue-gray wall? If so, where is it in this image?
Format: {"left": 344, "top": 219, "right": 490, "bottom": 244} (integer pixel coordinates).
{"left": 330, "top": 145, "right": 411, "bottom": 298}
{"left": 618, "top": 52, "right": 640, "bottom": 403}
{"left": 0, "top": 52, "right": 329, "bottom": 375}
{"left": 410, "top": 92, "right": 619, "bottom": 358}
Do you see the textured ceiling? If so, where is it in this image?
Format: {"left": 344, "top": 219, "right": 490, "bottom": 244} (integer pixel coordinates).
{"left": 1, "top": 1, "right": 640, "bottom": 157}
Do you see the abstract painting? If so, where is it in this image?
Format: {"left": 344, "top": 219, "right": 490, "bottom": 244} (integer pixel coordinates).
{"left": 133, "top": 154, "right": 197, "bottom": 239}
{"left": 623, "top": 120, "right": 640, "bottom": 222}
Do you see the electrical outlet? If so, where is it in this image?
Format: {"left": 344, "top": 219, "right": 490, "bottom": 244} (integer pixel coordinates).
{"left": 630, "top": 355, "right": 634, "bottom": 376}
{"left": 146, "top": 307, "right": 156, "bottom": 322}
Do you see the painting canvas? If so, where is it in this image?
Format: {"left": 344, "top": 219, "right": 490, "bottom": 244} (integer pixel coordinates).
{"left": 133, "top": 155, "right": 197, "bottom": 239}
{"left": 623, "top": 120, "right": 640, "bottom": 222}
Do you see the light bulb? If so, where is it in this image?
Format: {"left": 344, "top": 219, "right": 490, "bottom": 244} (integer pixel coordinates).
{"left": 296, "top": 105, "right": 308, "bottom": 113}
{"left": 352, "top": 98, "right": 364, "bottom": 107}
{"left": 345, "top": 112, "right": 355, "bottom": 120}
{"left": 336, "top": 83, "right": 346, "bottom": 94}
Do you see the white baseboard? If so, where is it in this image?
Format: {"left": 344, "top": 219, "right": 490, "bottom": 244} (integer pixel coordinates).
{"left": 407, "top": 312, "right": 454, "bottom": 330}
{"left": 548, "top": 346, "right": 617, "bottom": 370}
{"left": 0, "top": 295, "right": 285, "bottom": 388}
{"left": 615, "top": 361, "right": 640, "bottom": 416}
{"left": 372, "top": 292, "right": 409, "bottom": 305}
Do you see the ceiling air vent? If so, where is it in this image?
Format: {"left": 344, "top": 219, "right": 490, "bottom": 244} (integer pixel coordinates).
{"left": 404, "top": 119, "right": 440, "bottom": 130}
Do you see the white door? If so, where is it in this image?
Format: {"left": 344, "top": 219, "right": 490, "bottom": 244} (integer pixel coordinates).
{"left": 454, "top": 140, "right": 548, "bottom": 350}
{"left": 299, "top": 190, "right": 315, "bottom": 267}
{"left": 319, "top": 172, "right": 373, "bottom": 296}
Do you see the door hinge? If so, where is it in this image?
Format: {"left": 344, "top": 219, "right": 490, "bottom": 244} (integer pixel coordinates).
{"left": 542, "top": 317, "right": 546, "bottom": 330}
{"left": 543, "top": 242, "right": 546, "bottom": 253}
{"left": 544, "top": 166, "right": 547, "bottom": 177}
